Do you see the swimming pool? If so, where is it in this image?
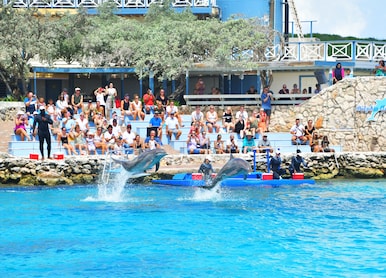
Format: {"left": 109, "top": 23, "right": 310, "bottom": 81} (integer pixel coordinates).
{"left": 0, "top": 179, "right": 385, "bottom": 277}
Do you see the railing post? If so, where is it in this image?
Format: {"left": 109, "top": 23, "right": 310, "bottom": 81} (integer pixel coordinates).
{"left": 185, "top": 71, "right": 189, "bottom": 95}
{"left": 352, "top": 41, "right": 356, "bottom": 62}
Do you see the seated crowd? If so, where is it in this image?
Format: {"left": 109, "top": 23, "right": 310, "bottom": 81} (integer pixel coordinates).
{"left": 15, "top": 88, "right": 334, "bottom": 156}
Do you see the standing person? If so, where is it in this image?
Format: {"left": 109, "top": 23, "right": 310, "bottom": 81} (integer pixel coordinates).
{"left": 198, "top": 156, "right": 214, "bottom": 180}
{"left": 105, "top": 82, "right": 117, "bottom": 119}
{"left": 24, "top": 91, "right": 37, "bottom": 115}
{"left": 71, "top": 87, "right": 84, "bottom": 114}
{"left": 269, "top": 149, "right": 286, "bottom": 179}
{"left": 332, "top": 62, "right": 344, "bottom": 84}
{"left": 94, "top": 87, "right": 107, "bottom": 117}
{"left": 261, "top": 86, "right": 273, "bottom": 132}
{"left": 289, "top": 149, "right": 308, "bottom": 175}
{"left": 32, "top": 106, "right": 53, "bottom": 160}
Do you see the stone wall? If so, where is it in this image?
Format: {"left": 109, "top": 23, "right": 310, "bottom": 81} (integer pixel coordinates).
{"left": 0, "top": 152, "right": 385, "bottom": 186}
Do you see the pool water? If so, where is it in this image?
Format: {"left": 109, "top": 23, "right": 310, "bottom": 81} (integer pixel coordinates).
{"left": 0, "top": 180, "right": 385, "bottom": 277}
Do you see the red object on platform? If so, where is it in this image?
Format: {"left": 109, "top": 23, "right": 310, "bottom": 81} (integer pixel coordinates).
{"left": 192, "top": 173, "right": 203, "bottom": 180}
{"left": 53, "top": 153, "right": 64, "bottom": 160}
{"left": 29, "top": 153, "right": 39, "bottom": 160}
{"left": 292, "top": 173, "right": 304, "bottom": 180}
{"left": 262, "top": 173, "right": 273, "bottom": 180}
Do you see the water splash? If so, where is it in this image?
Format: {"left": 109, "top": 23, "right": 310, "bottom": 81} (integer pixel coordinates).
{"left": 192, "top": 184, "right": 223, "bottom": 202}
{"left": 84, "top": 170, "right": 131, "bottom": 202}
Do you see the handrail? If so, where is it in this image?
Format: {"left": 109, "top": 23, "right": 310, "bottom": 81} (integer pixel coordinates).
{"left": 184, "top": 93, "right": 315, "bottom": 107}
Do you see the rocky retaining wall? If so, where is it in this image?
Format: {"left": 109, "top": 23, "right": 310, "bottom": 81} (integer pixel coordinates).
{"left": 0, "top": 152, "right": 385, "bottom": 186}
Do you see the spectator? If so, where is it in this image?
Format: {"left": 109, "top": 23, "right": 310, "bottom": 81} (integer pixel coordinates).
{"left": 71, "top": 124, "right": 87, "bottom": 155}
{"left": 105, "top": 82, "right": 117, "bottom": 119}
{"left": 94, "top": 127, "right": 108, "bottom": 154}
{"left": 258, "top": 134, "right": 273, "bottom": 153}
{"left": 14, "top": 111, "right": 31, "bottom": 141}
{"left": 24, "top": 91, "right": 37, "bottom": 115}
{"left": 234, "top": 114, "right": 247, "bottom": 139}
{"left": 94, "top": 87, "right": 106, "bottom": 117}
{"left": 149, "top": 111, "right": 163, "bottom": 138}
{"left": 248, "top": 109, "right": 260, "bottom": 139}
{"left": 304, "top": 119, "right": 316, "bottom": 143}
{"left": 225, "top": 134, "right": 239, "bottom": 153}
{"left": 191, "top": 106, "right": 206, "bottom": 132}
{"left": 345, "top": 68, "right": 353, "bottom": 78}
{"left": 205, "top": 105, "right": 220, "bottom": 133}
{"left": 111, "top": 118, "right": 122, "bottom": 138}
{"left": 199, "top": 131, "right": 211, "bottom": 153}
{"left": 291, "top": 83, "right": 300, "bottom": 94}
{"left": 131, "top": 94, "right": 145, "bottom": 121}
{"left": 57, "top": 127, "right": 77, "bottom": 155}
{"left": 261, "top": 86, "right": 273, "bottom": 132}
{"left": 145, "top": 130, "right": 162, "bottom": 150}
{"left": 242, "top": 131, "right": 256, "bottom": 153}
{"left": 235, "top": 105, "right": 248, "bottom": 121}
{"left": 133, "top": 134, "right": 146, "bottom": 154}
{"left": 290, "top": 118, "right": 307, "bottom": 145}
{"left": 258, "top": 108, "right": 267, "bottom": 133}
{"left": 156, "top": 89, "right": 168, "bottom": 109}
{"left": 165, "top": 112, "right": 182, "bottom": 140}
{"left": 222, "top": 106, "right": 235, "bottom": 133}
{"left": 83, "top": 100, "right": 95, "bottom": 123}
{"left": 120, "top": 94, "right": 134, "bottom": 126}
{"left": 321, "top": 135, "right": 335, "bottom": 152}
{"left": 143, "top": 88, "right": 156, "bottom": 115}
{"left": 76, "top": 112, "right": 89, "bottom": 133}
{"left": 289, "top": 149, "right": 308, "bottom": 175}
{"left": 332, "top": 62, "right": 344, "bottom": 84}
{"left": 187, "top": 131, "right": 205, "bottom": 154}
{"left": 310, "top": 131, "right": 323, "bottom": 152}
{"left": 71, "top": 87, "right": 84, "bottom": 115}
{"left": 154, "top": 101, "right": 165, "bottom": 123}
{"left": 374, "top": 60, "right": 386, "bottom": 76}
{"left": 122, "top": 124, "right": 136, "bottom": 150}
{"left": 104, "top": 124, "right": 116, "bottom": 150}
{"left": 166, "top": 100, "right": 183, "bottom": 127}
{"left": 46, "top": 98, "right": 57, "bottom": 117}
{"left": 278, "top": 84, "right": 289, "bottom": 95}
{"left": 269, "top": 149, "right": 286, "bottom": 179}
{"left": 85, "top": 132, "right": 97, "bottom": 155}
{"left": 314, "top": 84, "right": 321, "bottom": 94}
{"left": 194, "top": 78, "right": 205, "bottom": 95}
{"left": 246, "top": 85, "right": 258, "bottom": 94}
{"left": 214, "top": 134, "right": 225, "bottom": 154}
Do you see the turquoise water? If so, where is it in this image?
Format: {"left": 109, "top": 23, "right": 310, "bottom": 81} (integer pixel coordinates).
{"left": 0, "top": 179, "right": 385, "bottom": 277}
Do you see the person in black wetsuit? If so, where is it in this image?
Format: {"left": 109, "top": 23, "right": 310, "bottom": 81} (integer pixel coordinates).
{"left": 198, "top": 156, "right": 214, "bottom": 180}
{"left": 269, "top": 149, "right": 286, "bottom": 179}
{"left": 33, "top": 105, "right": 53, "bottom": 160}
{"left": 289, "top": 149, "right": 308, "bottom": 175}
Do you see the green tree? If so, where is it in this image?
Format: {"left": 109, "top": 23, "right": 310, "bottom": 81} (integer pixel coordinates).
{"left": 0, "top": 5, "right": 55, "bottom": 98}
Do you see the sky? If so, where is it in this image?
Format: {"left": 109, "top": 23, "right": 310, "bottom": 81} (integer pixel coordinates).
{"left": 291, "top": 0, "right": 386, "bottom": 40}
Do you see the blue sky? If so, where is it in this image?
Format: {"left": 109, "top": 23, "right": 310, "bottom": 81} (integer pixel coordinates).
{"left": 292, "top": 0, "right": 385, "bottom": 40}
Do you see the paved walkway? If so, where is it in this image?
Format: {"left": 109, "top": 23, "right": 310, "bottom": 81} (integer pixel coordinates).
{"left": 0, "top": 120, "right": 13, "bottom": 153}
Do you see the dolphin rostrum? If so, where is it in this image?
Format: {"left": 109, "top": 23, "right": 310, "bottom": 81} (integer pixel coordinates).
{"left": 202, "top": 154, "right": 251, "bottom": 190}
{"left": 112, "top": 148, "right": 167, "bottom": 178}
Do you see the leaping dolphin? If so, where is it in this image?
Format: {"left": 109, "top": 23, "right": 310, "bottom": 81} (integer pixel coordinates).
{"left": 112, "top": 149, "right": 167, "bottom": 178}
{"left": 202, "top": 154, "right": 251, "bottom": 190}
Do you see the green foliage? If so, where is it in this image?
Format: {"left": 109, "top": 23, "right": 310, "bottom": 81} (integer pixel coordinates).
{"left": 0, "top": 95, "right": 19, "bottom": 102}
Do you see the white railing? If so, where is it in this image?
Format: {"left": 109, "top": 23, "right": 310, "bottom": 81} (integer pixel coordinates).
{"left": 8, "top": 0, "right": 213, "bottom": 8}
{"left": 184, "top": 93, "right": 315, "bottom": 107}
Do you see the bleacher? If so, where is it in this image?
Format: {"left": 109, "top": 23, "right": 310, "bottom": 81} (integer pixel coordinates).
{"left": 8, "top": 113, "right": 342, "bottom": 158}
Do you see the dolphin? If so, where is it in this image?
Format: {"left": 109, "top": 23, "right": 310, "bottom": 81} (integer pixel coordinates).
{"left": 201, "top": 154, "right": 251, "bottom": 190}
{"left": 112, "top": 148, "right": 167, "bottom": 178}
{"left": 367, "top": 98, "right": 386, "bottom": 121}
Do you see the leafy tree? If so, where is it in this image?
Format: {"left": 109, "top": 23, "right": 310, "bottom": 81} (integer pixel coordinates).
{"left": 0, "top": 5, "right": 55, "bottom": 98}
